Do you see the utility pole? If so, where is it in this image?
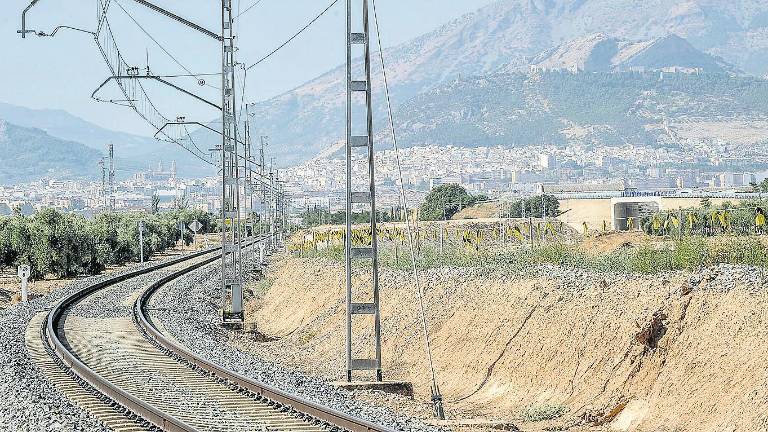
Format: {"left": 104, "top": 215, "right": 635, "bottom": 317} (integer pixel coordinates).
{"left": 98, "top": 159, "right": 107, "bottom": 209}
{"left": 138, "top": 220, "right": 145, "bottom": 263}
{"left": 277, "top": 175, "right": 285, "bottom": 245}
{"left": 220, "top": 0, "right": 244, "bottom": 326}
{"left": 244, "top": 103, "right": 254, "bottom": 264}
{"left": 542, "top": 194, "right": 547, "bottom": 242}
{"left": 19, "top": 0, "right": 257, "bottom": 325}
{"left": 346, "top": 0, "right": 383, "bottom": 382}
{"left": 108, "top": 143, "right": 115, "bottom": 211}
{"left": 259, "top": 136, "right": 268, "bottom": 243}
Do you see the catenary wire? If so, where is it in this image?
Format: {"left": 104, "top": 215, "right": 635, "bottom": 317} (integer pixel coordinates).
{"left": 245, "top": 0, "right": 339, "bottom": 71}
{"left": 95, "top": 14, "right": 215, "bottom": 167}
{"left": 113, "top": 0, "right": 221, "bottom": 90}
{"left": 235, "top": 0, "right": 265, "bottom": 20}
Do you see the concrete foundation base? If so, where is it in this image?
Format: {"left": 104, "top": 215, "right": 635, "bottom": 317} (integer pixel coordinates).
{"left": 425, "top": 419, "right": 520, "bottom": 431}
{"left": 331, "top": 380, "right": 414, "bottom": 397}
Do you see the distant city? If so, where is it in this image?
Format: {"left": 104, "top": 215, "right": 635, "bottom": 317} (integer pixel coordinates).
{"left": 3, "top": 137, "right": 768, "bottom": 219}
{"left": 284, "top": 142, "right": 768, "bottom": 212}
{"left": 0, "top": 161, "right": 221, "bottom": 217}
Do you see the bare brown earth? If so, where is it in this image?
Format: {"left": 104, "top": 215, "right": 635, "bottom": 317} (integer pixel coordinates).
{"left": 240, "top": 249, "right": 768, "bottom": 432}
{"left": 453, "top": 202, "right": 500, "bottom": 220}
{"left": 579, "top": 231, "right": 657, "bottom": 255}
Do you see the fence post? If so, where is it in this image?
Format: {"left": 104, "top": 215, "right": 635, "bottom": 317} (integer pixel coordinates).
{"left": 18, "top": 265, "right": 30, "bottom": 303}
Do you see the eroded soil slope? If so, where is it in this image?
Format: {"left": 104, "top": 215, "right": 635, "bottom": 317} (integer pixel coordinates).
{"left": 243, "top": 256, "right": 768, "bottom": 431}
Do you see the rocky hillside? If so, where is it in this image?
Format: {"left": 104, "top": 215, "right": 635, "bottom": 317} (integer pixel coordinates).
{"left": 0, "top": 120, "right": 102, "bottom": 184}
{"left": 368, "top": 71, "right": 768, "bottom": 152}
{"left": 530, "top": 33, "right": 736, "bottom": 73}
{"left": 244, "top": 0, "right": 768, "bottom": 165}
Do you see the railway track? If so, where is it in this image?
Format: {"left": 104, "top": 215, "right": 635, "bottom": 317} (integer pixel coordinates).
{"left": 30, "top": 241, "right": 394, "bottom": 432}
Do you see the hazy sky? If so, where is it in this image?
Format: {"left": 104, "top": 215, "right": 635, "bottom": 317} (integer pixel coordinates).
{"left": 1, "top": 0, "right": 495, "bottom": 136}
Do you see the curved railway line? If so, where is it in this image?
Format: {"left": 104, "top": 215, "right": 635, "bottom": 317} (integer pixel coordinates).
{"left": 27, "top": 241, "right": 394, "bottom": 432}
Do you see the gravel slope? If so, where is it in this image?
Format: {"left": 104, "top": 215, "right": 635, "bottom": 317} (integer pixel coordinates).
{"left": 148, "top": 261, "right": 444, "bottom": 432}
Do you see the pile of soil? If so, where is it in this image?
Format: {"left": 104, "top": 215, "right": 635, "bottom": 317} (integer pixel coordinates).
{"left": 452, "top": 203, "right": 500, "bottom": 220}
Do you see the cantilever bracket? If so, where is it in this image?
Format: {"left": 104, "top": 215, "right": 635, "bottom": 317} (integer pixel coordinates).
{"left": 36, "top": 26, "right": 96, "bottom": 37}
{"left": 91, "top": 75, "right": 221, "bottom": 111}
{"left": 19, "top": 0, "right": 44, "bottom": 38}
{"left": 156, "top": 122, "right": 268, "bottom": 175}
{"left": 126, "top": 0, "right": 222, "bottom": 41}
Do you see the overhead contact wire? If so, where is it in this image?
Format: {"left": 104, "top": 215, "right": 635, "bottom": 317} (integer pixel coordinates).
{"left": 113, "top": 0, "right": 220, "bottom": 90}
{"left": 235, "top": 0, "right": 265, "bottom": 20}
{"left": 246, "top": 0, "right": 339, "bottom": 71}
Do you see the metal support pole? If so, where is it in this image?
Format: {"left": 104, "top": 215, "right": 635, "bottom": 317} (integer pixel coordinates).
{"left": 108, "top": 143, "right": 115, "bottom": 211}
{"left": 269, "top": 169, "right": 275, "bottom": 250}
{"left": 243, "top": 102, "right": 254, "bottom": 264}
{"left": 220, "top": 0, "right": 244, "bottom": 326}
{"left": 346, "top": 0, "right": 383, "bottom": 382}
{"left": 542, "top": 195, "right": 547, "bottom": 242}
{"left": 138, "top": 220, "right": 144, "bottom": 263}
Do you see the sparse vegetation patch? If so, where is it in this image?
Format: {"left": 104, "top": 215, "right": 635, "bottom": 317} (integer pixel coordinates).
{"left": 518, "top": 403, "right": 568, "bottom": 422}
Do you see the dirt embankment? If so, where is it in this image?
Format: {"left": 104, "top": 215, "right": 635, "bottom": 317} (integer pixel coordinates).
{"left": 243, "top": 257, "right": 768, "bottom": 432}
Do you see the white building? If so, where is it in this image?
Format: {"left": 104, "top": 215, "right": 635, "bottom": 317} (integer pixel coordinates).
{"left": 539, "top": 153, "right": 557, "bottom": 169}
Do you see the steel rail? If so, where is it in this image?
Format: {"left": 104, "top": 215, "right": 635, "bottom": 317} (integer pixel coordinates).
{"left": 137, "top": 278, "right": 396, "bottom": 432}
{"left": 44, "top": 248, "right": 215, "bottom": 432}
{"left": 42, "top": 236, "right": 394, "bottom": 432}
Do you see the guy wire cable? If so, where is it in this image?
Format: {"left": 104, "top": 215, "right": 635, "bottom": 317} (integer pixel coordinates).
{"left": 370, "top": 0, "right": 445, "bottom": 419}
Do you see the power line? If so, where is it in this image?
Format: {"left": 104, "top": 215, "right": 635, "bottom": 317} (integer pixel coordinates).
{"left": 94, "top": 15, "right": 216, "bottom": 166}
{"left": 113, "top": 0, "right": 220, "bottom": 90}
{"left": 245, "top": 0, "right": 339, "bottom": 71}
{"left": 235, "top": 0, "right": 265, "bottom": 20}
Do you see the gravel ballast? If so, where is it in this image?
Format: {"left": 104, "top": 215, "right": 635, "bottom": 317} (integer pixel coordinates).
{"left": 148, "top": 260, "right": 445, "bottom": 432}
{"left": 0, "top": 257, "right": 181, "bottom": 432}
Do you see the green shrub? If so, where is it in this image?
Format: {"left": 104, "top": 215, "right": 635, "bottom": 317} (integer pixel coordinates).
{"left": 0, "top": 209, "right": 219, "bottom": 280}
{"left": 533, "top": 244, "right": 589, "bottom": 267}
{"left": 294, "top": 232, "right": 768, "bottom": 276}
{"left": 519, "top": 403, "right": 568, "bottom": 422}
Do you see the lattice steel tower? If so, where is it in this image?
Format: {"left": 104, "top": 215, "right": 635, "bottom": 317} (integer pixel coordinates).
{"left": 345, "top": 0, "right": 383, "bottom": 382}
{"left": 220, "top": 0, "right": 244, "bottom": 325}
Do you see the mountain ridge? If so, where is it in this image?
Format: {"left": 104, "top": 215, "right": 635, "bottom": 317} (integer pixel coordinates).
{"left": 384, "top": 71, "right": 768, "bottom": 152}
{"left": 239, "top": 0, "right": 768, "bottom": 165}
{"left": 0, "top": 119, "right": 103, "bottom": 184}
{"left": 528, "top": 33, "right": 738, "bottom": 73}
{"left": 0, "top": 102, "right": 214, "bottom": 177}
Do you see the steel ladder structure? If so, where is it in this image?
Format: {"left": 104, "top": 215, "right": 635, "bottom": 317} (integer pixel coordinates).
{"left": 345, "top": 0, "right": 383, "bottom": 382}
{"left": 220, "top": 0, "right": 244, "bottom": 326}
